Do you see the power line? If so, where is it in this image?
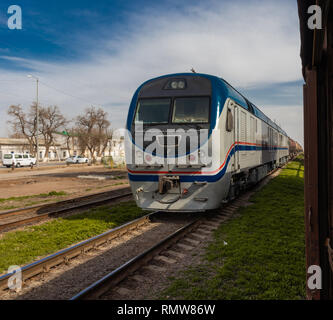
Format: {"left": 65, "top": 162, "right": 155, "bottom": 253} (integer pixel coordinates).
{"left": 38, "top": 80, "right": 103, "bottom": 107}
{"left": 0, "top": 80, "right": 31, "bottom": 82}
{"left": 0, "top": 74, "right": 105, "bottom": 108}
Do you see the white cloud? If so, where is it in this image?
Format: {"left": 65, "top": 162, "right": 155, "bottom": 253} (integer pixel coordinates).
{"left": 263, "top": 105, "right": 303, "bottom": 146}
{"left": 0, "top": 0, "right": 303, "bottom": 142}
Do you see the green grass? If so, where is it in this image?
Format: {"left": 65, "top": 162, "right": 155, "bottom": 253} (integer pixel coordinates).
{"left": 0, "top": 191, "right": 68, "bottom": 211}
{"left": 0, "top": 201, "right": 146, "bottom": 274}
{"left": 0, "top": 191, "right": 67, "bottom": 203}
{"left": 161, "top": 158, "right": 305, "bottom": 300}
{"left": 91, "top": 182, "right": 128, "bottom": 191}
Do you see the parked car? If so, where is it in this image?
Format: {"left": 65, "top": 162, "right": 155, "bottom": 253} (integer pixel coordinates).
{"left": 66, "top": 155, "right": 89, "bottom": 164}
{"left": 2, "top": 153, "right": 37, "bottom": 168}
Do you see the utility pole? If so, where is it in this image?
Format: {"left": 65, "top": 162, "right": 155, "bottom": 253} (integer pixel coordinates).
{"left": 28, "top": 74, "right": 39, "bottom": 167}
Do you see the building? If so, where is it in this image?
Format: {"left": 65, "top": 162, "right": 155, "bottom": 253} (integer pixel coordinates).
{"left": 0, "top": 138, "right": 62, "bottom": 161}
{"left": 0, "top": 134, "right": 125, "bottom": 164}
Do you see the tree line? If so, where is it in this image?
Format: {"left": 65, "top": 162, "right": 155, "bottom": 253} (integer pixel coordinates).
{"left": 7, "top": 104, "right": 112, "bottom": 161}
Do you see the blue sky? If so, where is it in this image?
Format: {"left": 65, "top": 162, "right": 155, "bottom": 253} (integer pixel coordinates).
{"left": 0, "top": 0, "right": 304, "bottom": 144}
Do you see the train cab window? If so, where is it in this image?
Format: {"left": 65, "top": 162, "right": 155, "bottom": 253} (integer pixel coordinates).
{"left": 172, "top": 97, "right": 209, "bottom": 123}
{"left": 134, "top": 98, "right": 171, "bottom": 124}
{"left": 226, "top": 108, "right": 233, "bottom": 132}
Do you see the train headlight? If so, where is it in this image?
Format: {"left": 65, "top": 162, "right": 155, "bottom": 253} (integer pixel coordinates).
{"left": 188, "top": 154, "right": 196, "bottom": 163}
{"left": 145, "top": 154, "right": 152, "bottom": 162}
{"left": 164, "top": 79, "right": 187, "bottom": 90}
{"left": 171, "top": 81, "right": 178, "bottom": 89}
{"left": 177, "top": 80, "right": 185, "bottom": 89}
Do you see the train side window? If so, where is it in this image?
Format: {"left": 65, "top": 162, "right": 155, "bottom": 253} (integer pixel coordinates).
{"left": 226, "top": 108, "right": 233, "bottom": 132}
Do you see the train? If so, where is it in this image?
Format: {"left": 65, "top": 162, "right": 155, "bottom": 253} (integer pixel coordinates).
{"left": 289, "top": 138, "right": 303, "bottom": 158}
{"left": 125, "top": 73, "right": 301, "bottom": 212}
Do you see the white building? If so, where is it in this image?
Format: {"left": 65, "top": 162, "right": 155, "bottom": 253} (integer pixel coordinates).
{"left": 0, "top": 134, "right": 125, "bottom": 164}
{"left": 0, "top": 138, "right": 61, "bottom": 161}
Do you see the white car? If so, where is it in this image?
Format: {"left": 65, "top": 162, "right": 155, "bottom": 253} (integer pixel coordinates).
{"left": 2, "top": 153, "right": 37, "bottom": 168}
{"left": 66, "top": 155, "right": 89, "bottom": 164}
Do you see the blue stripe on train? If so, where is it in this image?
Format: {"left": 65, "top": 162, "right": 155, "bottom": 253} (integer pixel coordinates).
{"left": 128, "top": 145, "right": 288, "bottom": 183}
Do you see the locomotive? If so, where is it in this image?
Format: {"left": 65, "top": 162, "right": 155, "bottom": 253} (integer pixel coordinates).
{"left": 125, "top": 73, "right": 291, "bottom": 212}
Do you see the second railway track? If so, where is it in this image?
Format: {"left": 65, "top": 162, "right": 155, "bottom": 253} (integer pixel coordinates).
{"left": 0, "top": 210, "right": 195, "bottom": 300}
{"left": 0, "top": 186, "right": 132, "bottom": 232}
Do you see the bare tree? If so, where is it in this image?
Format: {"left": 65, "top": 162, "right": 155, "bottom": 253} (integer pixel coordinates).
{"left": 76, "top": 107, "right": 112, "bottom": 161}
{"left": 7, "top": 104, "right": 67, "bottom": 160}
{"left": 7, "top": 104, "right": 38, "bottom": 155}
{"left": 9, "top": 132, "right": 25, "bottom": 139}
{"left": 39, "top": 106, "right": 67, "bottom": 160}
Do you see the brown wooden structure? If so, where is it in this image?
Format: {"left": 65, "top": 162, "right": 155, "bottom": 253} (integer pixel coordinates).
{"left": 298, "top": 0, "right": 333, "bottom": 299}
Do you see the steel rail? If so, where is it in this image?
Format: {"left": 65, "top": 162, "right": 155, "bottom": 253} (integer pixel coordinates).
{"left": 70, "top": 165, "right": 284, "bottom": 300}
{"left": 0, "top": 186, "right": 131, "bottom": 218}
{"left": 0, "top": 188, "right": 132, "bottom": 232}
{"left": 0, "top": 164, "right": 284, "bottom": 295}
{"left": 70, "top": 218, "right": 201, "bottom": 300}
{"left": 0, "top": 211, "right": 158, "bottom": 291}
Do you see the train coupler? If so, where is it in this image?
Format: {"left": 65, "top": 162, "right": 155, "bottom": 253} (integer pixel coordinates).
{"left": 158, "top": 176, "right": 180, "bottom": 194}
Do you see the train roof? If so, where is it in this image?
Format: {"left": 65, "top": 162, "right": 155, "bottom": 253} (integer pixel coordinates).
{"left": 136, "top": 73, "right": 289, "bottom": 137}
{"left": 219, "top": 76, "right": 288, "bottom": 136}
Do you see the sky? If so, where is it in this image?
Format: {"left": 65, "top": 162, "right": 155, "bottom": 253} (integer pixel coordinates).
{"left": 0, "top": 0, "right": 304, "bottom": 145}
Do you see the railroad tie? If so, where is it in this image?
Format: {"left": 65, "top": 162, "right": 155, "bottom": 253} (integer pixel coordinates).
{"left": 201, "top": 222, "right": 219, "bottom": 229}
{"left": 130, "top": 274, "right": 146, "bottom": 283}
{"left": 196, "top": 228, "right": 212, "bottom": 234}
{"left": 209, "top": 217, "right": 225, "bottom": 223}
{"left": 216, "top": 213, "right": 227, "bottom": 218}
{"left": 116, "top": 287, "right": 132, "bottom": 296}
{"left": 143, "top": 265, "right": 167, "bottom": 273}
{"left": 183, "top": 238, "right": 200, "bottom": 246}
{"left": 176, "top": 243, "right": 194, "bottom": 251}
{"left": 165, "top": 250, "right": 185, "bottom": 259}
{"left": 222, "top": 209, "right": 235, "bottom": 214}
{"left": 191, "top": 232, "right": 207, "bottom": 240}
{"left": 154, "top": 255, "right": 177, "bottom": 264}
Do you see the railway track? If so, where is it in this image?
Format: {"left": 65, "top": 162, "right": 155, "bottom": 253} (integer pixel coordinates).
{"left": 0, "top": 210, "right": 157, "bottom": 292}
{"left": 0, "top": 187, "right": 132, "bottom": 232}
{"left": 70, "top": 217, "right": 204, "bottom": 300}
{"left": 70, "top": 168, "right": 282, "bottom": 300}
{"left": 0, "top": 167, "right": 282, "bottom": 299}
{"left": 69, "top": 205, "right": 242, "bottom": 300}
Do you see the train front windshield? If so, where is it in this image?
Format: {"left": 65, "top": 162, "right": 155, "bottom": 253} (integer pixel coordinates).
{"left": 134, "top": 97, "right": 210, "bottom": 124}
{"left": 135, "top": 98, "right": 170, "bottom": 124}
{"left": 172, "top": 97, "right": 209, "bottom": 123}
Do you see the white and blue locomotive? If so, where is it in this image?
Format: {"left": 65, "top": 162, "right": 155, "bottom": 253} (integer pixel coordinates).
{"left": 125, "top": 73, "right": 290, "bottom": 212}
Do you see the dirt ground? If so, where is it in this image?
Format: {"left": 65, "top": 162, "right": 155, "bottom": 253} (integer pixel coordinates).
{"left": 0, "top": 164, "right": 129, "bottom": 200}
